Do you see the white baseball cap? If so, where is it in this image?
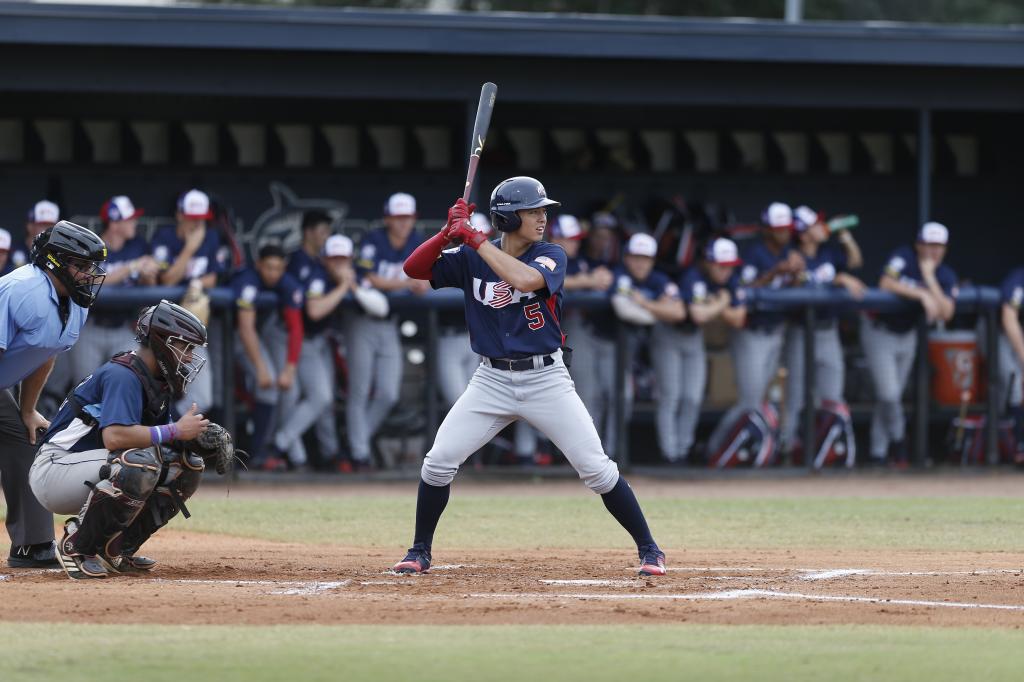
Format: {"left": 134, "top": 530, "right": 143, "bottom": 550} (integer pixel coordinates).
{"left": 551, "top": 214, "right": 584, "bottom": 240}
{"left": 385, "top": 192, "right": 416, "bottom": 217}
{"left": 27, "top": 200, "right": 59, "bottom": 225}
{"left": 177, "top": 189, "right": 213, "bottom": 220}
{"left": 706, "top": 237, "right": 742, "bottom": 266}
{"left": 101, "top": 195, "right": 143, "bottom": 223}
{"left": 762, "top": 202, "right": 793, "bottom": 229}
{"left": 325, "top": 234, "right": 354, "bottom": 258}
{"left": 626, "top": 233, "right": 658, "bottom": 258}
{"left": 917, "top": 221, "right": 949, "bottom": 245}
{"left": 0, "top": 228, "right": 11, "bottom": 251}
{"left": 793, "top": 205, "right": 821, "bottom": 233}
{"left": 470, "top": 212, "right": 493, "bottom": 235}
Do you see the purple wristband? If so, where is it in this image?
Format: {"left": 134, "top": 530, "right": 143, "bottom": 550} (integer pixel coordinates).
{"left": 149, "top": 423, "right": 179, "bottom": 445}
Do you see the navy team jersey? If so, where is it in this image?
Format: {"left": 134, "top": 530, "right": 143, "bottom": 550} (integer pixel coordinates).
{"left": 677, "top": 266, "right": 739, "bottom": 333}
{"left": 792, "top": 243, "right": 849, "bottom": 322}
{"left": 288, "top": 250, "right": 336, "bottom": 338}
{"left": 91, "top": 236, "right": 151, "bottom": 327}
{"left": 8, "top": 244, "right": 30, "bottom": 272}
{"left": 592, "top": 265, "right": 679, "bottom": 338}
{"left": 738, "top": 239, "right": 795, "bottom": 331}
{"left": 230, "top": 267, "right": 304, "bottom": 329}
{"left": 355, "top": 228, "right": 423, "bottom": 291}
{"left": 430, "top": 239, "right": 566, "bottom": 358}
{"left": 1001, "top": 267, "right": 1024, "bottom": 324}
{"left": 151, "top": 225, "right": 228, "bottom": 282}
{"left": 42, "top": 362, "right": 171, "bottom": 453}
{"left": 875, "top": 245, "right": 958, "bottom": 333}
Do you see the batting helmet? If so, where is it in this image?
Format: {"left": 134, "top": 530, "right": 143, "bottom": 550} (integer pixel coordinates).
{"left": 136, "top": 300, "right": 208, "bottom": 399}
{"left": 31, "top": 220, "right": 108, "bottom": 308}
{"left": 489, "top": 176, "right": 560, "bottom": 233}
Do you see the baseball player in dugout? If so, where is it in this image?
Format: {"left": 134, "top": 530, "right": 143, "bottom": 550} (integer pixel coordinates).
{"left": 780, "top": 206, "right": 866, "bottom": 454}
{"left": 284, "top": 216, "right": 357, "bottom": 471}
{"left": 0, "top": 228, "right": 11, "bottom": 275}
{"left": 70, "top": 196, "right": 160, "bottom": 386}
{"left": 396, "top": 176, "right": 666, "bottom": 577}
{"left": 231, "top": 244, "right": 305, "bottom": 471}
{"left": 348, "top": 192, "right": 429, "bottom": 470}
{"left": 656, "top": 237, "right": 745, "bottom": 465}
{"left": 0, "top": 221, "right": 107, "bottom": 568}
{"left": 994, "top": 266, "right": 1024, "bottom": 465}
{"left": 151, "top": 189, "right": 228, "bottom": 414}
{"left": 861, "top": 222, "right": 957, "bottom": 466}
{"left": 10, "top": 200, "right": 60, "bottom": 271}
{"left": 707, "top": 202, "right": 803, "bottom": 454}
{"left": 30, "top": 301, "right": 235, "bottom": 579}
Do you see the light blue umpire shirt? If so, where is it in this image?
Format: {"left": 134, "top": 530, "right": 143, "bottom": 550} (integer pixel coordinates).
{"left": 0, "top": 264, "right": 88, "bottom": 390}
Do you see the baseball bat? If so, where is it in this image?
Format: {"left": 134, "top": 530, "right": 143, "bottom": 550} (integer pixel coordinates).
{"left": 463, "top": 82, "right": 497, "bottom": 202}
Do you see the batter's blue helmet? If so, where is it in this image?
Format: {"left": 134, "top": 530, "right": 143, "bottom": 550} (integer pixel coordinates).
{"left": 489, "top": 176, "right": 560, "bottom": 233}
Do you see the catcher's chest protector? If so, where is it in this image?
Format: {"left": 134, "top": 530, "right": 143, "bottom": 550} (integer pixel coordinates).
{"left": 110, "top": 351, "right": 172, "bottom": 425}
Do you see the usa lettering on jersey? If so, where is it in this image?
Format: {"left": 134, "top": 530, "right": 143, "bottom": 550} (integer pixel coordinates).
{"left": 472, "top": 278, "right": 537, "bottom": 309}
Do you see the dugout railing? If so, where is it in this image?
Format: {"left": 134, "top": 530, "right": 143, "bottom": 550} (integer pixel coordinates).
{"left": 91, "top": 285, "right": 1003, "bottom": 471}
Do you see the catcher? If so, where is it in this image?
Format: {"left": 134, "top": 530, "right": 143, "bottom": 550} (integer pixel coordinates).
{"left": 29, "top": 300, "right": 236, "bottom": 579}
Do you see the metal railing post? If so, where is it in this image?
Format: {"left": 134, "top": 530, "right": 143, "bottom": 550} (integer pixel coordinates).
{"left": 614, "top": 324, "right": 630, "bottom": 468}
{"left": 985, "top": 303, "right": 1000, "bottom": 464}
{"left": 914, "top": 317, "right": 930, "bottom": 467}
{"left": 221, "top": 303, "right": 236, "bottom": 445}
{"left": 802, "top": 304, "right": 816, "bottom": 470}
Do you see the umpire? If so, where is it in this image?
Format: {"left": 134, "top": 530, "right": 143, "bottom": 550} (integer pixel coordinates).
{"left": 0, "top": 221, "right": 106, "bottom": 567}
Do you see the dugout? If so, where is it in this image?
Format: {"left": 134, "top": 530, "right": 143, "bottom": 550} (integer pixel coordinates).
{"left": 0, "top": 3, "right": 1022, "bottom": 469}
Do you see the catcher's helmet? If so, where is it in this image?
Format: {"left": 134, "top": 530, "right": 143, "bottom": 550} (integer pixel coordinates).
{"left": 489, "top": 176, "right": 560, "bottom": 233}
{"left": 31, "top": 220, "right": 108, "bottom": 308}
{"left": 136, "top": 300, "right": 208, "bottom": 399}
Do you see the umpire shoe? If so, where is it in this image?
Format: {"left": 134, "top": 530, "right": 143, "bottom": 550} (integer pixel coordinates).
{"left": 7, "top": 541, "right": 60, "bottom": 569}
{"left": 638, "top": 544, "right": 667, "bottom": 577}
{"left": 393, "top": 543, "right": 431, "bottom": 574}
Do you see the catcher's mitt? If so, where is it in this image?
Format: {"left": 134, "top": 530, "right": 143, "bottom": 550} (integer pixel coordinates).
{"left": 182, "top": 422, "right": 241, "bottom": 475}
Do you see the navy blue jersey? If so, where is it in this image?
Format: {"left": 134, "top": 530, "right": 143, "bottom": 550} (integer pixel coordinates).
{"left": 42, "top": 361, "right": 171, "bottom": 453}
{"left": 738, "top": 239, "right": 795, "bottom": 331}
{"left": 231, "top": 267, "right": 304, "bottom": 329}
{"left": 875, "top": 245, "right": 958, "bottom": 333}
{"left": 591, "top": 265, "right": 679, "bottom": 337}
{"left": 355, "top": 228, "right": 423, "bottom": 291}
{"left": 8, "top": 245, "right": 30, "bottom": 272}
{"left": 91, "top": 236, "right": 151, "bottom": 327}
{"left": 151, "top": 225, "right": 228, "bottom": 282}
{"left": 1001, "top": 267, "right": 1024, "bottom": 324}
{"left": 288, "top": 250, "right": 335, "bottom": 338}
{"left": 677, "top": 266, "right": 739, "bottom": 332}
{"left": 430, "top": 240, "right": 566, "bottom": 358}
{"left": 792, "top": 243, "right": 849, "bottom": 322}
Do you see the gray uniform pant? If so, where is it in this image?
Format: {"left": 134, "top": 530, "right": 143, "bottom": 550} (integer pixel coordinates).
{"left": 421, "top": 350, "right": 619, "bottom": 494}
{"left": 708, "top": 327, "right": 785, "bottom": 453}
{"left": 29, "top": 444, "right": 108, "bottom": 516}
{"left": 977, "top": 321, "right": 1023, "bottom": 410}
{"left": 175, "top": 345, "right": 212, "bottom": 416}
{"left": 274, "top": 333, "right": 339, "bottom": 463}
{"left": 237, "top": 323, "right": 302, "bottom": 461}
{"left": 650, "top": 325, "right": 705, "bottom": 461}
{"left": 781, "top": 323, "right": 845, "bottom": 447}
{"left": 70, "top": 321, "right": 138, "bottom": 387}
{"left": 344, "top": 315, "right": 403, "bottom": 462}
{"left": 859, "top": 319, "right": 917, "bottom": 458}
{"left": 568, "top": 328, "right": 628, "bottom": 457}
{"left": 0, "top": 389, "right": 54, "bottom": 546}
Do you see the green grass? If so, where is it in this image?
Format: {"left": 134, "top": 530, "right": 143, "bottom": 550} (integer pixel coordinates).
{"left": 2, "top": 623, "right": 1023, "bottom": 682}
{"left": 4, "top": 494, "right": 1024, "bottom": 551}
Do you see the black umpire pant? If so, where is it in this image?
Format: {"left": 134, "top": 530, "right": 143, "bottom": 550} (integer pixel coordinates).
{"left": 0, "top": 389, "right": 54, "bottom": 547}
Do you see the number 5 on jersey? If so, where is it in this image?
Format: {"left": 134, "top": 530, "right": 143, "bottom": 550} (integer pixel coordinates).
{"left": 523, "top": 302, "right": 545, "bottom": 330}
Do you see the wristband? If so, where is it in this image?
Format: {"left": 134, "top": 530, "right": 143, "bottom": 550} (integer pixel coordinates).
{"left": 149, "top": 423, "right": 179, "bottom": 445}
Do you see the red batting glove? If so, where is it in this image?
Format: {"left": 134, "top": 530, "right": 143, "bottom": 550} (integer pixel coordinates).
{"left": 446, "top": 198, "right": 475, "bottom": 231}
{"left": 445, "top": 218, "right": 488, "bottom": 250}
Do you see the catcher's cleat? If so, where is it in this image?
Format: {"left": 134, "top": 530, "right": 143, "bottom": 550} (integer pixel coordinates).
{"left": 97, "top": 552, "right": 158, "bottom": 575}
{"left": 57, "top": 519, "right": 107, "bottom": 580}
{"left": 638, "top": 544, "right": 667, "bottom": 577}
{"left": 393, "top": 543, "right": 431, "bottom": 574}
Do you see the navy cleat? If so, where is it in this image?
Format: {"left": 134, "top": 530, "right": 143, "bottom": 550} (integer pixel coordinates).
{"left": 638, "top": 544, "right": 666, "bottom": 577}
{"left": 393, "top": 543, "right": 431, "bottom": 574}
{"left": 8, "top": 541, "right": 60, "bottom": 569}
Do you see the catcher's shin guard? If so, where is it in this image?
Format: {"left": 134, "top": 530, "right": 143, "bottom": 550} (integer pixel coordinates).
{"left": 67, "top": 448, "right": 161, "bottom": 558}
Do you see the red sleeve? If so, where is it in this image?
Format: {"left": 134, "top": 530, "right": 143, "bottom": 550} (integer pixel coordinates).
{"left": 283, "top": 307, "right": 303, "bottom": 364}
{"left": 403, "top": 229, "right": 450, "bottom": 280}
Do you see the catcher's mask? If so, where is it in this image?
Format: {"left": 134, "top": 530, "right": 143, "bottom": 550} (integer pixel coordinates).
{"left": 31, "top": 220, "right": 108, "bottom": 308}
{"left": 135, "top": 300, "right": 208, "bottom": 399}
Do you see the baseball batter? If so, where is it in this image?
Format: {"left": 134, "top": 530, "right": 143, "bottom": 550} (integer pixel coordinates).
{"left": 0, "top": 222, "right": 107, "bottom": 568}
{"left": 395, "top": 177, "right": 666, "bottom": 577}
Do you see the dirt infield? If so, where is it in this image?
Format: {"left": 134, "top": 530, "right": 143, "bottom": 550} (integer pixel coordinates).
{"left": 2, "top": 475, "right": 1022, "bottom": 629}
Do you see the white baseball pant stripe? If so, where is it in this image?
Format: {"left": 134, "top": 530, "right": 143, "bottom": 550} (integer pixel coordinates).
{"left": 859, "top": 318, "right": 917, "bottom": 458}
{"left": 421, "top": 351, "right": 619, "bottom": 494}
{"left": 650, "top": 325, "right": 705, "bottom": 461}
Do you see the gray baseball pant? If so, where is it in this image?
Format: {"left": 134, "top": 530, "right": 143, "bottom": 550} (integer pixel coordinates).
{"left": 29, "top": 444, "right": 108, "bottom": 516}
{"left": 421, "top": 350, "right": 619, "bottom": 494}
{"left": 0, "top": 389, "right": 54, "bottom": 546}
{"left": 237, "top": 323, "right": 302, "bottom": 462}
{"left": 650, "top": 325, "right": 706, "bottom": 461}
{"left": 437, "top": 332, "right": 479, "bottom": 408}
{"left": 344, "top": 316, "right": 403, "bottom": 462}
{"left": 274, "top": 333, "right": 339, "bottom": 463}
{"left": 859, "top": 319, "right": 917, "bottom": 458}
{"left": 708, "top": 327, "right": 785, "bottom": 453}
{"left": 781, "top": 323, "right": 845, "bottom": 447}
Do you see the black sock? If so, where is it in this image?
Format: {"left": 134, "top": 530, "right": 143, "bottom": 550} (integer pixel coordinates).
{"left": 412, "top": 479, "right": 451, "bottom": 549}
{"left": 249, "top": 402, "right": 276, "bottom": 461}
{"left": 601, "top": 477, "right": 655, "bottom": 548}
